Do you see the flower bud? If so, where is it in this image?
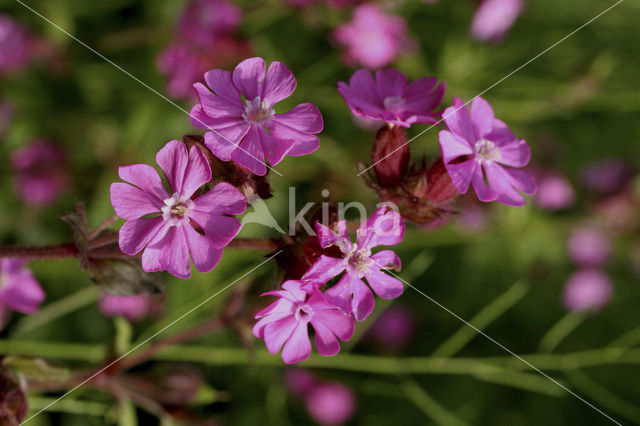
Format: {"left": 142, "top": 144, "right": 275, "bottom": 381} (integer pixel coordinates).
{"left": 425, "top": 158, "right": 459, "bottom": 205}
{"left": 371, "top": 125, "right": 409, "bottom": 187}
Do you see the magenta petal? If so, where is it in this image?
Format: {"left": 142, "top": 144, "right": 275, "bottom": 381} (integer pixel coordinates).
{"left": 193, "top": 82, "right": 241, "bottom": 119}
{"left": 356, "top": 206, "right": 404, "bottom": 249}
{"left": 497, "top": 139, "right": 531, "bottom": 168}
{"left": 442, "top": 98, "right": 477, "bottom": 144}
{"left": 312, "top": 321, "right": 340, "bottom": 356}
{"left": 190, "top": 104, "right": 223, "bottom": 131}
{"left": 141, "top": 224, "right": 170, "bottom": 273}
{"left": 303, "top": 255, "right": 347, "bottom": 285}
{"left": 272, "top": 103, "right": 323, "bottom": 134}
{"left": 253, "top": 299, "right": 295, "bottom": 337}
{"left": 193, "top": 182, "right": 246, "bottom": 216}
{"left": 263, "top": 61, "right": 297, "bottom": 105}
{"left": 118, "top": 164, "right": 167, "bottom": 202}
{"left": 230, "top": 126, "right": 267, "bottom": 175}
{"left": 370, "top": 250, "right": 401, "bottom": 270}
{"left": 323, "top": 274, "right": 353, "bottom": 315}
{"left": 439, "top": 130, "right": 473, "bottom": 164}
{"left": 470, "top": 97, "right": 495, "bottom": 138}
{"left": 315, "top": 221, "right": 352, "bottom": 250}
{"left": 2, "top": 272, "right": 44, "bottom": 314}
{"left": 181, "top": 145, "right": 212, "bottom": 198}
{"left": 204, "top": 124, "right": 249, "bottom": 162}
{"left": 375, "top": 68, "right": 407, "bottom": 99}
{"left": 506, "top": 168, "right": 536, "bottom": 195}
{"left": 232, "top": 57, "right": 266, "bottom": 100}
{"left": 472, "top": 165, "right": 499, "bottom": 202}
{"left": 484, "top": 162, "right": 526, "bottom": 206}
{"left": 190, "top": 210, "right": 242, "bottom": 248}
{"left": 312, "top": 308, "right": 355, "bottom": 341}
{"left": 203, "top": 69, "right": 243, "bottom": 107}
{"left": 340, "top": 69, "right": 383, "bottom": 117}
{"left": 161, "top": 226, "right": 191, "bottom": 279}
{"left": 364, "top": 268, "right": 404, "bottom": 299}
{"left": 259, "top": 126, "right": 294, "bottom": 166}
{"left": 445, "top": 158, "right": 477, "bottom": 195}
{"left": 156, "top": 140, "right": 189, "bottom": 194}
{"left": 119, "top": 217, "right": 166, "bottom": 255}
{"left": 351, "top": 275, "right": 375, "bottom": 321}
{"left": 184, "top": 225, "right": 223, "bottom": 273}
{"left": 110, "top": 183, "right": 161, "bottom": 220}
{"left": 264, "top": 316, "right": 298, "bottom": 354}
{"left": 268, "top": 119, "right": 319, "bottom": 157}
{"left": 281, "top": 321, "right": 312, "bottom": 364}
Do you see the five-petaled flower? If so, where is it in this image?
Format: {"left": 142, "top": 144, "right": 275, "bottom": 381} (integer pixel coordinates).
{"left": 0, "top": 258, "right": 45, "bottom": 316}
{"left": 110, "top": 140, "right": 246, "bottom": 278}
{"left": 304, "top": 206, "right": 405, "bottom": 321}
{"left": 438, "top": 97, "right": 535, "bottom": 207}
{"left": 338, "top": 69, "right": 445, "bottom": 128}
{"left": 190, "top": 57, "right": 323, "bottom": 175}
{"left": 253, "top": 280, "right": 354, "bottom": 364}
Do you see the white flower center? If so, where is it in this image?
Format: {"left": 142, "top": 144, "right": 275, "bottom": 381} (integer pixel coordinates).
{"left": 161, "top": 193, "right": 195, "bottom": 226}
{"left": 383, "top": 96, "right": 405, "bottom": 112}
{"left": 242, "top": 96, "right": 275, "bottom": 125}
{"left": 474, "top": 139, "right": 501, "bottom": 162}
{"left": 295, "top": 304, "right": 313, "bottom": 323}
{"left": 346, "top": 246, "right": 373, "bottom": 276}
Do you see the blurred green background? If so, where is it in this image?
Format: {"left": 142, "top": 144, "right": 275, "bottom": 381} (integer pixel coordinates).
{"left": 1, "top": 0, "right": 639, "bottom": 425}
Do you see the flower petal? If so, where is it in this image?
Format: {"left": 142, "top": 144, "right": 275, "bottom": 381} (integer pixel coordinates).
{"left": 470, "top": 97, "right": 495, "bottom": 138}
{"left": 444, "top": 158, "right": 477, "bottom": 195}
{"left": 471, "top": 164, "right": 498, "bottom": 202}
{"left": 118, "top": 217, "right": 166, "bottom": 255}
{"left": 356, "top": 206, "right": 404, "bottom": 249}
{"left": 263, "top": 61, "right": 296, "bottom": 105}
{"left": 203, "top": 124, "right": 250, "bottom": 162}
{"left": 338, "top": 69, "right": 383, "bottom": 119}
{"left": 351, "top": 275, "right": 375, "bottom": 321}
{"left": 375, "top": 68, "right": 407, "bottom": 99}
{"left": 323, "top": 273, "right": 353, "bottom": 315}
{"left": 439, "top": 130, "right": 473, "bottom": 164}
{"left": 312, "top": 321, "right": 340, "bottom": 356}
{"left": 141, "top": 224, "right": 170, "bottom": 273}
{"left": 303, "top": 255, "right": 347, "bottom": 285}
{"left": 232, "top": 57, "right": 266, "bottom": 100}
{"left": 160, "top": 226, "right": 191, "bottom": 279}
{"left": 156, "top": 140, "right": 189, "bottom": 195}
{"left": 2, "top": 271, "right": 44, "bottom": 314}
{"left": 110, "top": 183, "right": 161, "bottom": 220}
{"left": 370, "top": 250, "right": 401, "bottom": 271}
{"left": 442, "top": 98, "right": 477, "bottom": 144}
{"left": 193, "top": 82, "right": 243, "bottom": 119}
{"left": 281, "top": 321, "right": 312, "bottom": 364}
{"left": 272, "top": 103, "right": 323, "bottom": 133}
{"left": 268, "top": 117, "right": 320, "bottom": 157}
{"left": 315, "top": 220, "right": 352, "bottom": 251}
{"left": 184, "top": 224, "right": 223, "bottom": 274}
{"left": 497, "top": 138, "right": 531, "bottom": 168}
{"left": 363, "top": 268, "right": 404, "bottom": 299}
{"left": 259, "top": 126, "right": 294, "bottom": 166}
{"left": 190, "top": 210, "right": 242, "bottom": 248}
{"left": 181, "top": 145, "right": 212, "bottom": 198}
{"left": 312, "top": 308, "right": 354, "bottom": 341}
{"left": 230, "top": 125, "right": 267, "bottom": 175}
{"left": 118, "top": 164, "right": 167, "bottom": 202}
{"left": 204, "top": 69, "right": 244, "bottom": 107}
{"left": 264, "top": 316, "right": 297, "bottom": 354}
{"left": 193, "top": 182, "right": 246, "bottom": 216}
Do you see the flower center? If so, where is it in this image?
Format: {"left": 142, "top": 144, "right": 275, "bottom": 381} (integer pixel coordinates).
{"left": 474, "top": 139, "right": 501, "bottom": 162}
{"left": 346, "top": 248, "right": 372, "bottom": 275}
{"left": 242, "top": 96, "right": 275, "bottom": 125}
{"left": 383, "top": 96, "right": 405, "bottom": 112}
{"left": 295, "top": 304, "right": 313, "bottom": 323}
{"left": 161, "top": 193, "right": 195, "bottom": 226}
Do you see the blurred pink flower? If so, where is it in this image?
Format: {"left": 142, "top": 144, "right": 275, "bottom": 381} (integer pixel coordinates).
{"left": 110, "top": 140, "right": 246, "bottom": 278}
{"left": 470, "top": 0, "right": 524, "bottom": 43}
{"left": 11, "top": 140, "right": 68, "bottom": 206}
{"left": 534, "top": 171, "right": 575, "bottom": 211}
{"left": 334, "top": 5, "right": 409, "bottom": 69}
{"left": 0, "top": 101, "right": 13, "bottom": 137}
{"left": 580, "top": 158, "right": 636, "bottom": 196}
{"left": 177, "top": 0, "right": 242, "bottom": 48}
{"left": 567, "top": 226, "right": 611, "bottom": 267}
{"left": 305, "top": 381, "right": 356, "bottom": 425}
{"left": 438, "top": 97, "right": 535, "bottom": 206}
{"left": 366, "top": 305, "right": 415, "bottom": 349}
{"left": 98, "top": 293, "right": 163, "bottom": 322}
{"left": 563, "top": 269, "right": 612, "bottom": 312}
{"left": 305, "top": 206, "right": 405, "bottom": 321}
{"left": 191, "top": 57, "right": 324, "bottom": 175}
{"left": 0, "top": 259, "right": 45, "bottom": 315}
{"left": 253, "top": 281, "right": 354, "bottom": 364}
{"left": 0, "top": 15, "right": 33, "bottom": 74}
{"left": 284, "top": 368, "right": 319, "bottom": 395}
{"left": 338, "top": 69, "right": 445, "bottom": 128}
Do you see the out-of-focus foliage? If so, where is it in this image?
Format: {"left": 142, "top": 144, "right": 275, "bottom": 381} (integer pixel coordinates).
{"left": 1, "top": 0, "right": 639, "bottom": 425}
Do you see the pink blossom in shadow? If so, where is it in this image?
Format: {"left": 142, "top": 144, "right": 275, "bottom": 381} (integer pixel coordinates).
{"left": 98, "top": 293, "right": 163, "bottom": 322}
{"left": 438, "top": 97, "right": 536, "bottom": 207}
{"left": 177, "top": 0, "right": 242, "bottom": 48}
{"left": 305, "top": 381, "right": 356, "bottom": 425}
{"left": 534, "top": 170, "right": 575, "bottom": 211}
{"left": 366, "top": 305, "right": 415, "bottom": 349}
{"left": 0, "top": 15, "right": 33, "bottom": 74}
{"left": 563, "top": 269, "right": 612, "bottom": 312}
{"left": 471, "top": 0, "right": 524, "bottom": 43}
{"left": 0, "top": 258, "right": 45, "bottom": 315}
{"left": 303, "top": 206, "right": 405, "bottom": 321}
{"left": 11, "top": 140, "right": 68, "bottom": 206}
{"left": 580, "top": 158, "right": 636, "bottom": 196}
{"left": 253, "top": 281, "right": 354, "bottom": 364}
{"left": 191, "top": 57, "right": 324, "bottom": 175}
{"left": 110, "top": 140, "right": 246, "bottom": 279}
{"left": 567, "top": 226, "right": 611, "bottom": 268}
{"left": 334, "top": 5, "right": 410, "bottom": 69}
{"left": 338, "top": 68, "right": 445, "bottom": 127}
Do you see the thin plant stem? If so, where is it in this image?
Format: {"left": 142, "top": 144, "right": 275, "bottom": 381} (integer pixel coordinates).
{"left": 402, "top": 378, "right": 469, "bottom": 426}
{"left": 538, "top": 312, "right": 586, "bottom": 353}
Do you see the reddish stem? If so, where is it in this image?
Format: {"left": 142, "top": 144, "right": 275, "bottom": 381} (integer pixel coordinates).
{"left": 0, "top": 243, "right": 79, "bottom": 259}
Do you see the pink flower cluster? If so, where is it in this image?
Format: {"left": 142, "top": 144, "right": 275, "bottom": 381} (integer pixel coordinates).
{"left": 253, "top": 206, "right": 405, "bottom": 364}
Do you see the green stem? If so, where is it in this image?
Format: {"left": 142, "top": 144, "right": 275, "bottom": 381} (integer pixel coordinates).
{"left": 402, "top": 378, "right": 469, "bottom": 426}
{"left": 538, "top": 312, "right": 586, "bottom": 353}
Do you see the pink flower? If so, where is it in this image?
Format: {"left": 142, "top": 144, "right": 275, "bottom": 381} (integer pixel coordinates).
{"left": 0, "top": 15, "right": 32, "bottom": 74}
{"left": 98, "top": 293, "right": 163, "bottom": 322}
{"left": 366, "top": 306, "right": 415, "bottom": 349}
{"left": 191, "top": 57, "right": 324, "bottom": 175}
{"left": 305, "top": 206, "right": 405, "bottom": 321}
{"left": 580, "top": 158, "right": 636, "bottom": 196}
{"left": 338, "top": 69, "right": 445, "bottom": 128}
{"left": 177, "top": 0, "right": 242, "bottom": 48}
{"left": 470, "top": 0, "right": 524, "bottom": 43}
{"left": 304, "top": 382, "right": 356, "bottom": 425}
{"left": 11, "top": 140, "right": 68, "bottom": 206}
{"left": 534, "top": 170, "right": 575, "bottom": 211}
{"left": 0, "top": 259, "right": 45, "bottom": 315}
{"left": 334, "top": 5, "right": 409, "bottom": 69}
{"left": 438, "top": 97, "right": 535, "bottom": 207}
{"left": 253, "top": 281, "right": 354, "bottom": 364}
{"left": 567, "top": 226, "right": 611, "bottom": 268}
{"left": 110, "top": 140, "right": 246, "bottom": 279}
{"left": 563, "top": 269, "right": 612, "bottom": 312}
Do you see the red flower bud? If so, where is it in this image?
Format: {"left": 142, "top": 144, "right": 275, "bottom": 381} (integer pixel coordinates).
{"left": 426, "top": 159, "right": 460, "bottom": 205}
{"left": 372, "top": 125, "right": 410, "bottom": 187}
